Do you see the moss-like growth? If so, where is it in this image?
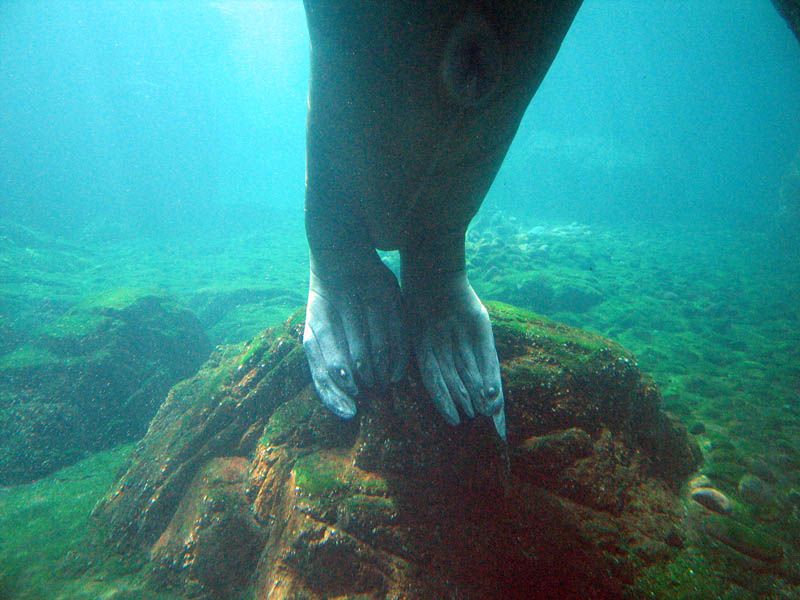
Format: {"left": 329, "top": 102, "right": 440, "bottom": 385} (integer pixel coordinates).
{"left": 488, "top": 301, "right": 632, "bottom": 374}
{"left": 293, "top": 453, "right": 351, "bottom": 498}
{"left": 631, "top": 551, "right": 730, "bottom": 600}
{"left": 260, "top": 392, "right": 316, "bottom": 446}
{"left": 0, "top": 344, "right": 58, "bottom": 370}
{"left": 352, "top": 475, "right": 390, "bottom": 497}
{"left": 78, "top": 287, "right": 164, "bottom": 312}
{"left": 238, "top": 330, "right": 276, "bottom": 369}
{"left": 0, "top": 289, "right": 209, "bottom": 485}
{"left": 0, "top": 444, "right": 138, "bottom": 600}
{"left": 701, "top": 515, "right": 784, "bottom": 564}
{"left": 41, "top": 310, "right": 109, "bottom": 340}
{"left": 340, "top": 494, "right": 397, "bottom": 524}
{"left": 704, "top": 460, "right": 748, "bottom": 491}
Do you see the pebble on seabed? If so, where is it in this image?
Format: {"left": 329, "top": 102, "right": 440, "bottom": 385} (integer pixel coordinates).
{"left": 738, "top": 474, "right": 773, "bottom": 506}
{"left": 691, "top": 487, "right": 732, "bottom": 514}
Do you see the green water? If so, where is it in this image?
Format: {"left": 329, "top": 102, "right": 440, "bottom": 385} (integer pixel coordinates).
{"left": 1, "top": 1, "right": 799, "bottom": 598}
{"left": 1, "top": 213, "right": 798, "bottom": 598}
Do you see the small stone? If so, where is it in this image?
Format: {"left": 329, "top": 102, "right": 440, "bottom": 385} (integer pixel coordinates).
{"left": 737, "top": 474, "right": 772, "bottom": 507}
{"left": 690, "top": 487, "right": 732, "bottom": 514}
{"left": 744, "top": 457, "right": 777, "bottom": 483}
{"left": 689, "top": 422, "right": 706, "bottom": 435}
{"left": 703, "top": 460, "right": 746, "bottom": 488}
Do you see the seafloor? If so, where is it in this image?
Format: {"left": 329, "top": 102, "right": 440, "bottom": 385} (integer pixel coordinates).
{"left": 0, "top": 208, "right": 798, "bottom": 599}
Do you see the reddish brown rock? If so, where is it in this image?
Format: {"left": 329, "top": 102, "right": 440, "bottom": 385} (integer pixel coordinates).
{"left": 89, "top": 304, "right": 701, "bottom": 599}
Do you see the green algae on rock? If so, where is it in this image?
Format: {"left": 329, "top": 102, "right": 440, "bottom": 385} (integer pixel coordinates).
{"left": 0, "top": 289, "right": 208, "bottom": 485}
{"left": 700, "top": 514, "right": 784, "bottom": 564}
{"left": 88, "top": 305, "right": 700, "bottom": 599}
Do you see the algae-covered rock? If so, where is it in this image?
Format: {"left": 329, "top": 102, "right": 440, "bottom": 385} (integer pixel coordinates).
{"left": 700, "top": 514, "right": 784, "bottom": 564}
{"left": 0, "top": 289, "right": 208, "bottom": 485}
{"left": 89, "top": 304, "right": 700, "bottom": 599}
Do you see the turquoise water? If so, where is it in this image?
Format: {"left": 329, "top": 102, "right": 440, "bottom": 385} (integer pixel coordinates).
{"left": 1, "top": 2, "right": 799, "bottom": 599}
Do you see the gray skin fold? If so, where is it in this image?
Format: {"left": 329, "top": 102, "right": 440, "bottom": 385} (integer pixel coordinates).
{"left": 301, "top": 0, "right": 582, "bottom": 439}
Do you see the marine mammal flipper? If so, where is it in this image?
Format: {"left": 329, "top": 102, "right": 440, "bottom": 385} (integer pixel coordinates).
{"left": 301, "top": 0, "right": 581, "bottom": 439}
{"left": 303, "top": 261, "right": 408, "bottom": 419}
{"left": 403, "top": 266, "right": 506, "bottom": 440}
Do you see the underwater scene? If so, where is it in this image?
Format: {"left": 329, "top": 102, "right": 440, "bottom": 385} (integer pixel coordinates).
{"left": 1, "top": 2, "right": 799, "bottom": 599}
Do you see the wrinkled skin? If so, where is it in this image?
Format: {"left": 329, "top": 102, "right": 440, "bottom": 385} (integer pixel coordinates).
{"left": 304, "top": 260, "right": 407, "bottom": 418}
{"left": 403, "top": 269, "right": 506, "bottom": 437}
{"left": 304, "top": 255, "right": 504, "bottom": 435}
{"left": 302, "top": 1, "right": 582, "bottom": 438}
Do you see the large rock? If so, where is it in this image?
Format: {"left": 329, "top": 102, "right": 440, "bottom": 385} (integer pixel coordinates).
{"left": 89, "top": 304, "right": 700, "bottom": 599}
{"left": 0, "top": 289, "right": 208, "bottom": 484}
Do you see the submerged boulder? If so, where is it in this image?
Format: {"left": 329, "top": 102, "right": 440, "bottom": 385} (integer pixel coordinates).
{"left": 0, "top": 289, "right": 208, "bottom": 485}
{"left": 89, "top": 303, "right": 700, "bottom": 599}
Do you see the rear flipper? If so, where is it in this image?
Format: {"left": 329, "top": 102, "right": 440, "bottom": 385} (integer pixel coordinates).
{"left": 303, "top": 255, "right": 409, "bottom": 418}
{"left": 402, "top": 243, "right": 506, "bottom": 439}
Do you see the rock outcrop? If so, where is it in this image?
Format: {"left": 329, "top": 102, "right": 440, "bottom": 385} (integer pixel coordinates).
{"left": 90, "top": 304, "right": 700, "bottom": 599}
{"left": 0, "top": 289, "right": 208, "bottom": 484}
